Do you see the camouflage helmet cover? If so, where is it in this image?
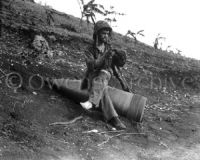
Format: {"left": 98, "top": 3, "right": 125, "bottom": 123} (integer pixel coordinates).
{"left": 93, "top": 20, "right": 112, "bottom": 40}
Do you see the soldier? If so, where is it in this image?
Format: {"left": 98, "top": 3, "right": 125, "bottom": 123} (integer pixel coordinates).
{"left": 45, "top": 20, "right": 132, "bottom": 130}
{"left": 80, "top": 20, "right": 131, "bottom": 130}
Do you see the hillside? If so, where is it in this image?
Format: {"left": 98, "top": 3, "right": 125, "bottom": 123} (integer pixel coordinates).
{"left": 0, "top": 0, "right": 200, "bottom": 160}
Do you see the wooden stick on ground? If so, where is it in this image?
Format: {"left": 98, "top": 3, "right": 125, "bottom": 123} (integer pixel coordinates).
{"left": 49, "top": 115, "right": 83, "bottom": 126}
{"left": 97, "top": 132, "right": 146, "bottom": 147}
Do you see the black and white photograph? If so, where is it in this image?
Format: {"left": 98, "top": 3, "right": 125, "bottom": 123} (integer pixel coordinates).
{"left": 0, "top": 0, "right": 200, "bottom": 159}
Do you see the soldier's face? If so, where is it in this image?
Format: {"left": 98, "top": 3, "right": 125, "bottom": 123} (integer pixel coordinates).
{"left": 99, "top": 29, "right": 110, "bottom": 43}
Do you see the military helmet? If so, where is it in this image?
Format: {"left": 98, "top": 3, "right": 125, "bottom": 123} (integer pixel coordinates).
{"left": 93, "top": 20, "right": 112, "bottom": 40}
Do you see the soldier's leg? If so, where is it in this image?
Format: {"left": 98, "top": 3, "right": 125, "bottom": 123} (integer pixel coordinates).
{"left": 100, "top": 86, "right": 118, "bottom": 120}
{"left": 100, "top": 87, "right": 126, "bottom": 130}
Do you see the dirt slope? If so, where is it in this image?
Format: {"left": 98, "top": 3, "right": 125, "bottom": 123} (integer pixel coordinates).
{"left": 0, "top": 0, "right": 200, "bottom": 160}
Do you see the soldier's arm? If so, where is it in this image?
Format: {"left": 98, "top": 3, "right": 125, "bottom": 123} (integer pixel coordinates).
{"left": 112, "top": 65, "right": 132, "bottom": 93}
{"left": 85, "top": 48, "right": 110, "bottom": 70}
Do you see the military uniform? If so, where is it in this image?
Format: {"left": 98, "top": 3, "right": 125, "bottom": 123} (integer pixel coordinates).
{"left": 49, "top": 21, "right": 129, "bottom": 129}
{"left": 81, "top": 21, "right": 128, "bottom": 129}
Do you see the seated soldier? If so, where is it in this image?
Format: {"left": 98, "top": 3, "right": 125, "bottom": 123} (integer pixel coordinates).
{"left": 80, "top": 20, "right": 131, "bottom": 130}
{"left": 45, "top": 21, "right": 132, "bottom": 130}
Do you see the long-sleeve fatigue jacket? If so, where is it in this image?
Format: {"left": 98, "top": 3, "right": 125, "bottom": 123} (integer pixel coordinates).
{"left": 82, "top": 44, "right": 131, "bottom": 94}
{"left": 83, "top": 44, "right": 113, "bottom": 91}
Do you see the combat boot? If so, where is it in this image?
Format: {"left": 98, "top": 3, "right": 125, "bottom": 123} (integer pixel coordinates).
{"left": 109, "top": 116, "right": 126, "bottom": 130}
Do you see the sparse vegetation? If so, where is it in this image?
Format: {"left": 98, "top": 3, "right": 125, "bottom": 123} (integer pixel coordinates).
{"left": 175, "top": 48, "right": 182, "bottom": 55}
{"left": 104, "top": 6, "right": 125, "bottom": 26}
{"left": 77, "top": 0, "right": 124, "bottom": 25}
{"left": 44, "top": 5, "right": 54, "bottom": 25}
{"left": 125, "top": 29, "right": 144, "bottom": 44}
{"left": 78, "top": 0, "right": 105, "bottom": 24}
{"left": 153, "top": 33, "right": 166, "bottom": 49}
